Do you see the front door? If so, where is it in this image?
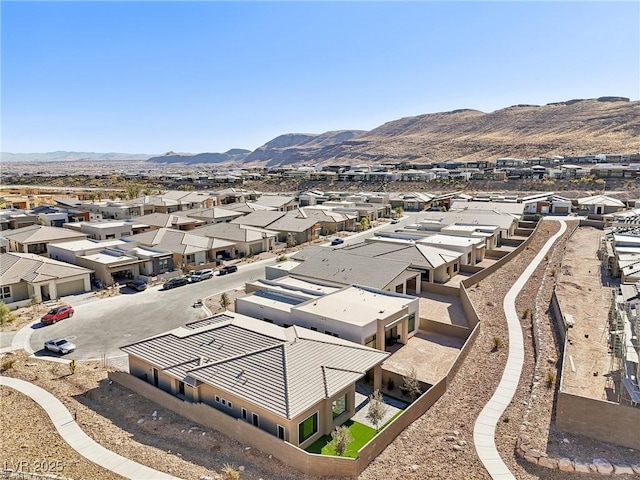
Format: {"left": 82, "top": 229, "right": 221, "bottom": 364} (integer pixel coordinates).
{"left": 153, "top": 368, "right": 159, "bottom": 387}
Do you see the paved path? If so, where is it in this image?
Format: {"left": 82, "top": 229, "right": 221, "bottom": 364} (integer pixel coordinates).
{"left": 0, "top": 376, "right": 179, "bottom": 480}
{"left": 473, "top": 219, "right": 567, "bottom": 479}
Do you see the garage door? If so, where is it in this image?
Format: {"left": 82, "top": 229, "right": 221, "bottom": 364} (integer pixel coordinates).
{"left": 56, "top": 279, "right": 86, "bottom": 297}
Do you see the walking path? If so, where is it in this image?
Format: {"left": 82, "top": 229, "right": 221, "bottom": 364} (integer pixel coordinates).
{"left": 473, "top": 219, "right": 567, "bottom": 479}
{"left": 0, "top": 376, "right": 179, "bottom": 480}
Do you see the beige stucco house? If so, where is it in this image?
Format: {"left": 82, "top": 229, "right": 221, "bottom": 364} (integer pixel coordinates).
{"left": 121, "top": 312, "right": 388, "bottom": 448}
{"left": 0, "top": 252, "right": 92, "bottom": 309}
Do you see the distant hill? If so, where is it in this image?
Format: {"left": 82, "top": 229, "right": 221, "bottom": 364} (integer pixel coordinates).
{"left": 0, "top": 151, "right": 154, "bottom": 162}
{"left": 304, "top": 97, "right": 640, "bottom": 165}
{"left": 147, "top": 149, "right": 251, "bottom": 164}
{"left": 7, "top": 97, "right": 639, "bottom": 167}
{"left": 241, "top": 130, "right": 367, "bottom": 166}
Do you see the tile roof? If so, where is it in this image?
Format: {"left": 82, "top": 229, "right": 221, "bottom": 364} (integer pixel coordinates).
{"left": 136, "top": 213, "right": 204, "bottom": 229}
{"left": 578, "top": 195, "right": 625, "bottom": 207}
{"left": 252, "top": 195, "right": 296, "bottom": 209}
{"left": 128, "top": 228, "right": 235, "bottom": 254}
{"left": 2, "top": 225, "right": 87, "bottom": 244}
{"left": 1, "top": 252, "right": 92, "bottom": 285}
{"left": 231, "top": 211, "right": 286, "bottom": 228}
{"left": 191, "top": 223, "right": 277, "bottom": 243}
{"left": 121, "top": 313, "right": 387, "bottom": 419}
{"left": 343, "top": 241, "right": 460, "bottom": 269}
{"left": 289, "top": 249, "right": 411, "bottom": 289}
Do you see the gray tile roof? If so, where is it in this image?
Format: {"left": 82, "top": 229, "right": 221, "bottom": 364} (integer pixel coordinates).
{"left": 128, "top": 228, "right": 235, "bottom": 255}
{"left": 231, "top": 211, "right": 286, "bottom": 228}
{"left": 1, "top": 252, "right": 92, "bottom": 285}
{"left": 191, "top": 223, "right": 277, "bottom": 243}
{"left": 252, "top": 195, "right": 296, "bottom": 209}
{"left": 2, "top": 225, "right": 87, "bottom": 244}
{"left": 343, "top": 242, "right": 460, "bottom": 269}
{"left": 135, "top": 213, "right": 204, "bottom": 229}
{"left": 289, "top": 249, "right": 411, "bottom": 289}
{"left": 122, "top": 313, "right": 388, "bottom": 419}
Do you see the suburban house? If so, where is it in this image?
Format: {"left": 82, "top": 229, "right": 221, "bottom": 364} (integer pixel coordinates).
{"left": 3, "top": 225, "right": 88, "bottom": 255}
{"left": 181, "top": 207, "right": 244, "bottom": 225}
{"left": 121, "top": 312, "right": 388, "bottom": 448}
{"left": 30, "top": 205, "right": 71, "bottom": 227}
{"left": 48, "top": 239, "right": 174, "bottom": 287}
{"left": 251, "top": 195, "right": 297, "bottom": 212}
{"left": 287, "top": 247, "right": 423, "bottom": 294}
{"left": 135, "top": 213, "right": 205, "bottom": 231}
{"left": 339, "top": 241, "right": 464, "bottom": 285}
{"left": 385, "top": 234, "right": 486, "bottom": 265}
{"left": 389, "top": 192, "right": 434, "bottom": 212}
{"left": 215, "top": 188, "right": 261, "bottom": 205}
{"left": 238, "top": 277, "right": 419, "bottom": 350}
{"left": 76, "top": 200, "right": 145, "bottom": 220}
{"left": 128, "top": 228, "right": 237, "bottom": 267}
{"left": 63, "top": 220, "right": 149, "bottom": 240}
{"left": 154, "top": 190, "right": 220, "bottom": 210}
{"left": 191, "top": 223, "right": 277, "bottom": 257}
{"left": 521, "top": 193, "right": 572, "bottom": 215}
{"left": 223, "top": 202, "right": 277, "bottom": 214}
{"left": 577, "top": 195, "right": 626, "bottom": 217}
{"left": 0, "top": 251, "right": 92, "bottom": 308}
{"left": 0, "top": 209, "right": 39, "bottom": 230}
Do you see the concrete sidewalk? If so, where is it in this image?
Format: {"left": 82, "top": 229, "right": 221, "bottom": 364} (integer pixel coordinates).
{"left": 473, "top": 219, "right": 567, "bottom": 479}
{"left": 0, "top": 376, "right": 180, "bottom": 480}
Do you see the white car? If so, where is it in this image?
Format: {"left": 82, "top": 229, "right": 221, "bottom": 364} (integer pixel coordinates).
{"left": 190, "top": 269, "right": 214, "bottom": 282}
{"left": 44, "top": 338, "right": 76, "bottom": 355}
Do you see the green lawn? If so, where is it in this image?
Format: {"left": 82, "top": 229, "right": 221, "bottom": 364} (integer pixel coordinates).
{"left": 306, "top": 420, "right": 377, "bottom": 458}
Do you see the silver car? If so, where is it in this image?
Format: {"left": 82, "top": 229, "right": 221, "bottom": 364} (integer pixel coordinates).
{"left": 44, "top": 338, "right": 76, "bottom": 355}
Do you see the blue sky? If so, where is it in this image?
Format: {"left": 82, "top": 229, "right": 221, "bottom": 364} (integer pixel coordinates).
{"left": 2, "top": 1, "right": 639, "bottom": 154}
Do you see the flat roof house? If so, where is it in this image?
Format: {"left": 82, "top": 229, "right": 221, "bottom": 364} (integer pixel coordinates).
{"left": 0, "top": 252, "right": 92, "bottom": 308}
{"left": 121, "top": 312, "right": 388, "bottom": 448}
{"left": 238, "top": 278, "right": 420, "bottom": 351}
{"left": 3, "top": 224, "right": 88, "bottom": 255}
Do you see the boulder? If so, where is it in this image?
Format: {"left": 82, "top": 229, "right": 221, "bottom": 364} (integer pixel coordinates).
{"left": 539, "top": 456, "right": 559, "bottom": 469}
{"left": 631, "top": 464, "right": 640, "bottom": 475}
{"left": 558, "top": 458, "right": 574, "bottom": 472}
{"left": 574, "top": 461, "right": 590, "bottom": 473}
{"left": 593, "top": 458, "right": 614, "bottom": 474}
{"left": 613, "top": 464, "right": 634, "bottom": 475}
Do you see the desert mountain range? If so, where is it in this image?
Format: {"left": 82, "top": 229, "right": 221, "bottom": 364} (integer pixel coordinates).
{"left": 4, "top": 97, "right": 639, "bottom": 166}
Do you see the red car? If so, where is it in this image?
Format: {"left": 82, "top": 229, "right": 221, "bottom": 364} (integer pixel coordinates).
{"left": 41, "top": 305, "right": 74, "bottom": 325}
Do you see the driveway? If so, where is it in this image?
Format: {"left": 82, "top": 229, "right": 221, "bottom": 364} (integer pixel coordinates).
{"left": 29, "top": 258, "right": 276, "bottom": 361}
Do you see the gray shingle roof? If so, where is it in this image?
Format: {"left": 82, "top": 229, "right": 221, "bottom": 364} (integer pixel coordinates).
{"left": 289, "top": 249, "right": 411, "bottom": 289}
{"left": 1, "top": 252, "right": 92, "bottom": 285}
{"left": 191, "top": 223, "right": 277, "bottom": 242}
{"left": 122, "top": 314, "right": 388, "bottom": 419}
{"left": 343, "top": 242, "right": 460, "bottom": 269}
{"left": 231, "top": 211, "right": 286, "bottom": 228}
{"left": 2, "top": 225, "right": 87, "bottom": 244}
{"left": 128, "top": 228, "right": 235, "bottom": 254}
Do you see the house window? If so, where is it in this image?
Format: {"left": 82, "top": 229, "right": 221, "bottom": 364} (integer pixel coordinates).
{"left": 0, "top": 286, "right": 11, "bottom": 300}
{"left": 298, "top": 412, "right": 318, "bottom": 444}
{"left": 453, "top": 263, "right": 458, "bottom": 273}
{"left": 185, "top": 254, "right": 196, "bottom": 264}
{"left": 277, "top": 425, "right": 285, "bottom": 440}
{"left": 178, "top": 381, "right": 185, "bottom": 395}
{"left": 332, "top": 395, "right": 347, "bottom": 419}
{"left": 221, "top": 399, "right": 227, "bottom": 407}
{"left": 365, "top": 334, "right": 376, "bottom": 349}
{"left": 395, "top": 284, "right": 403, "bottom": 293}
{"left": 228, "top": 401, "right": 233, "bottom": 409}
{"left": 408, "top": 314, "right": 416, "bottom": 333}
{"left": 421, "top": 270, "right": 430, "bottom": 282}
{"left": 252, "top": 413, "right": 259, "bottom": 427}
{"left": 241, "top": 408, "right": 247, "bottom": 420}
{"left": 215, "top": 395, "right": 220, "bottom": 403}
{"left": 158, "top": 258, "right": 169, "bottom": 271}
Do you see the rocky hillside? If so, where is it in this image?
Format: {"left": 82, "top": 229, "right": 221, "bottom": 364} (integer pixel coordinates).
{"left": 147, "top": 149, "right": 251, "bottom": 164}
{"left": 304, "top": 97, "right": 640, "bottom": 165}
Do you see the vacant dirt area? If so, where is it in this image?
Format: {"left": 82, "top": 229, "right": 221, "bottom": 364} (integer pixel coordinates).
{"left": 556, "top": 227, "right": 615, "bottom": 400}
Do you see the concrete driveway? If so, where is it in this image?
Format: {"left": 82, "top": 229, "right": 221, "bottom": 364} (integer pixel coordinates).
{"left": 29, "top": 258, "right": 276, "bottom": 361}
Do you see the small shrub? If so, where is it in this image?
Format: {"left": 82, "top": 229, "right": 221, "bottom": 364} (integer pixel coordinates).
{"left": 492, "top": 336, "right": 504, "bottom": 350}
{"left": 277, "top": 255, "right": 288, "bottom": 262}
{"left": 546, "top": 371, "right": 556, "bottom": 388}
{"left": 1, "top": 358, "right": 15, "bottom": 373}
{"left": 503, "top": 416, "right": 510, "bottom": 423}
{"left": 219, "top": 292, "right": 231, "bottom": 310}
{"left": 221, "top": 464, "right": 241, "bottom": 480}
{"left": 330, "top": 425, "right": 353, "bottom": 456}
{"left": 68, "top": 360, "right": 77, "bottom": 375}
{"left": 550, "top": 269, "right": 556, "bottom": 277}
{"left": 521, "top": 308, "right": 530, "bottom": 320}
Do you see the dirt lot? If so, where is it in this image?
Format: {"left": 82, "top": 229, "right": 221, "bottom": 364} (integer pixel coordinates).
{"left": 556, "top": 227, "right": 616, "bottom": 400}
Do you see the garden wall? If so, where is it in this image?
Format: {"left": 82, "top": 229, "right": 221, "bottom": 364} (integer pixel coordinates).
{"left": 556, "top": 391, "right": 640, "bottom": 450}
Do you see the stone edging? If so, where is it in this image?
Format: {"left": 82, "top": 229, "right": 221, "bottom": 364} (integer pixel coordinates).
{"left": 516, "top": 435, "right": 640, "bottom": 475}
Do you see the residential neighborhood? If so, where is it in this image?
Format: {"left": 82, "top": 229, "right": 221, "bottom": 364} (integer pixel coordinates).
{"left": 2, "top": 185, "right": 639, "bottom": 480}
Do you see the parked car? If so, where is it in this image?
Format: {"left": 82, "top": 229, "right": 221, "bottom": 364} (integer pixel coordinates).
{"left": 218, "top": 265, "right": 238, "bottom": 275}
{"left": 44, "top": 337, "right": 76, "bottom": 355}
{"left": 125, "top": 279, "right": 147, "bottom": 291}
{"left": 163, "top": 277, "right": 189, "bottom": 289}
{"left": 390, "top": 218, "right": 400, "bottom": 224}
{"left": 190, "top": 269, "right": 214, "bottom": 282}
{"left": 41, "top": 305, "right": 74, "bottom": 325}
{"left": 331, "top": 238, "right": 344, "bottom": 246}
